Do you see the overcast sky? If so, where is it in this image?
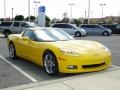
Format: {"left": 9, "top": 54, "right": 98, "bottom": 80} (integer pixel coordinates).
{"left": 0, "top": 0, "right": 120, "bottom": 19}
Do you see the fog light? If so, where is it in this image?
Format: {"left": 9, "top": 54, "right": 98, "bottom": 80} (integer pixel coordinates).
{"left": 67, "top": 65, "right": 77, "bottom": 69}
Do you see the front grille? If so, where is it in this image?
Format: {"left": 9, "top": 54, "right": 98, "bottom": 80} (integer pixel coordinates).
{"left": 82, "top": 63, "right": 105, "bottom": 68}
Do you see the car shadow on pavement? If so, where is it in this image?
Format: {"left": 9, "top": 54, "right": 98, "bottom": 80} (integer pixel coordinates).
{"left": 5, "top": 57, "right": 79, "bottom": 81}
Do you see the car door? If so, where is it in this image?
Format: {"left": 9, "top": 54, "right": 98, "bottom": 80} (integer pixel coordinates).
{"left": 65, "top": 24, "right": 75, "bottom": 35}
{"left": 82, "top": 25, "right": 95, "bottom": 35}
{"left": 18, "top": 30, "right": 40, "bottom": 64}
{"left": 12, "top": 22, "right": 21, "bottom": 33}
{"left": 115, "top": 24, "right": 120, "bottom": 34}
{"left": 93, "top": 25, "right": 103, "bottom": 35}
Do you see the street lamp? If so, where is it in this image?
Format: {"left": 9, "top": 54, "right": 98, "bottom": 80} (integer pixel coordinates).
{"left": 12, "top": 8, "right": 13, "bottom": 21}
{"left": 88, "top": 0, "right": 91, "bottom": 24}
{"left": 4, "top": 0, "right": 6, "bottom": 20}
{"left": 34, "top": 8, "right": 35, "bottom": 17}
{"left": 69, "top": 3, "right": 75, "bottom": 23}
{"left": 33, "top": 0, "right": 40, "bottom": 22}
{"left": 100, "top": 3, "right": 106, "bottom": 18}
{"left": 28, "top": 0, "right": 30, "bottom": 22}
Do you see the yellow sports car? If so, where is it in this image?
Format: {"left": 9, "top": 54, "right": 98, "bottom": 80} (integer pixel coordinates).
{"left": 8, "top": 28, "right": 112, "bottom": 75}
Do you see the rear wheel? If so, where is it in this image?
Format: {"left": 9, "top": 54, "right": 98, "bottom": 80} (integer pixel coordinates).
{"left": 43, "top": 51, "right": 59, "bottom": 75}
{"left": 103, "top": 31, "right": 109, "bottom": 36}
{"left": 4, "top": 30, "right": 11, "bottom": 37}
{"left": 75, "top": 32, "right": 81, "bottom": 37}
{"left": 9, "top": 43, "right": 17, "bottom": 59}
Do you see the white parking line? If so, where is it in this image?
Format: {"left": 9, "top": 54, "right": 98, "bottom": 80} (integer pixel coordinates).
{"left": 0, "top": 54, "right": 37, "bottom": 82}
{"left": 110, "top": 65, "right": 118, "bottom": 68}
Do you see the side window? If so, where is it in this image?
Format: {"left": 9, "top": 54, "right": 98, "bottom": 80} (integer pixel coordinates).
{"left": 89, "top": 25, "right": 95, "bottom": 28}
{"left": 60, "top": 24, "right": 66, "bottom": 28}
{"left": 66, "top": 24, "right": 74, "bottom": 29}
{"left": 0, "top": 22, "right": 12, "bottom": 26}
{"left": 21, "top": 22, "right": 29, "bottom": 27}
{"left": 23, "top": 31, "right": 36, "bottom": 41}
{"left": 95, "top": 25, "right": 101, "bottom": 28}
{"left": 116, "top": 24, "right": 120, "bottom": 29}
{"left": 52, "top": 24, "right": 66, "bottom": 28}
{"left": 52, "top": 24, "right": 60, "bottom": 28}
{"left": 81, "top": 25, "right": 90, "bottom": 28}
{"left": 13, "top": 22, "right": 20, "bottom": 27}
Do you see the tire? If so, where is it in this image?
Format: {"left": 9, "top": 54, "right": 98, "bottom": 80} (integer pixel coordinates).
{"left": 43, "top": 51, "right": 59, "bottom": 75}
{"left": 75, "top": 32, "right": 81, "bottom": 37}
{"left": 103, "top": 31, "right": 109, "bottom": 36}
{"left": 9, "top": 43, "right": 17, "bottom": 59}
{"left": 4, "top": 30, "right": 11, "bottom": 38}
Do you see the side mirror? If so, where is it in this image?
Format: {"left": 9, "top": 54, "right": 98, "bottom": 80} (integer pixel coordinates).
{"left": 22, "top": 37, "right": 31, "bottom": 41}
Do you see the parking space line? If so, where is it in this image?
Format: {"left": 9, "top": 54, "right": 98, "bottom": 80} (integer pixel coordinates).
{"left": 0, "top": 54, "right": 37, "bottom": 82}
{"left": 110, "top": 65, "right": 118, "bottom": 68}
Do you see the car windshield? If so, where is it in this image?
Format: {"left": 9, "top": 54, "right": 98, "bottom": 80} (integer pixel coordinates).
{"left": 35, "top": 28, "right": 74, "bottom": 42}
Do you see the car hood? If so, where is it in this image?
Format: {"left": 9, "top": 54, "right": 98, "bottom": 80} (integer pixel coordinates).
{"left": 51, "top": 40, "right": 103, "bottom": 52}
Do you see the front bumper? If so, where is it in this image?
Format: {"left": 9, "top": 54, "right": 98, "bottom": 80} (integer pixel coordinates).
{"left": 57, "top": 54, "right": 111, "bottom": 73}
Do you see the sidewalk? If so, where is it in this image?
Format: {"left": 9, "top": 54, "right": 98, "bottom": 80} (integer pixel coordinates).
{"left": 1, "top": 67, "right": 120, "bottom": 90}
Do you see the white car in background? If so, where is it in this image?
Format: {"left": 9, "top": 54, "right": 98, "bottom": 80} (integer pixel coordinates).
{"left": 51, "top": 23, "right": 87, "bottom": 37}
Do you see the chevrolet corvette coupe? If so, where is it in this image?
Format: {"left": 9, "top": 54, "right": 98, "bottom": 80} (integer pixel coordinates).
{"left": 8, "top": 28, "right": 112, "bottom": 75}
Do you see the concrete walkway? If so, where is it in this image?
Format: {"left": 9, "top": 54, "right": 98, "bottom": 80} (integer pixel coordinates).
{"left": 1, "top": 66, "right": 120, "bottom": 90}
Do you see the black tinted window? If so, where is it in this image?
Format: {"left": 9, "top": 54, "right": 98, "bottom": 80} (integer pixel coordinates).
{"left": 81, "top": 25, "right": 99, "bottom": 28}
{"left": 0, "top": 22, "right": 12, "bottom": 26}
{"left": 66, "top": 24, "right": 74, "bottom": 29}
{"left": 13, "top": 22, "right": 20, "bottom": 27}
{"left": 23, "top": 30, "right": 36, "bottom": 41}
{"left": 102, "top": 25, "right": 116, "bottom": 29}
{"left": 21, "top": 22, "right": 29, "bottom": 27}
{"left": 80, "top": 25, "right": 90, "bottom": 28}
{"left": 52, "top": 24, "right": 66, "bottom": 28}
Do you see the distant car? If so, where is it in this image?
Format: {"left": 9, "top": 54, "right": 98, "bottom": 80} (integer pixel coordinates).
{"left": 79, "top": 24, "right": 112, "bottom": 36}
{"left": 51, "top": 23, "right": 87, "bottom": 37}
{"left": 0, "top": 21, "right": 37, "bottom": 37}
{"left": 101, "top": 24, "right": 120, "bottom": 34}
{"left": 8, "top": 28, "right": 111, "bottom": 75}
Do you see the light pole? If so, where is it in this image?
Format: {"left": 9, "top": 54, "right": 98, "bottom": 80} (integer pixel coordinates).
{"left": 12, "top": 8, "right": 13, "bottom": 21}
{"left": 4, "top": 0, "right": 6, "bottom": 20}
{"left": 33, "top": 1, "right": 40, "bottom": 22}
{"left": 28, "top": 0, "right": 30, "bottom": 22}
{"left": 69, "top": 3, "right": 75, "bottom": 23}
{"left": 85, "top": 10, "right": 87, "bottom": 19}
{"left": 88, "top": 0, "right": 91, "bottom": 24}
{"left": 100, "top": 3, "right": 106, "bottom": 18}
{"left": 34, "top": 8, "right": 35, "bottom": 17}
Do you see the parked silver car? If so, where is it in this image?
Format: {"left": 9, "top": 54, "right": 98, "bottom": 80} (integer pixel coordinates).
{"left": 0, "top": 21, "right": 37, "bottom": 37}
{"left": 51, "top": 23, "right": 87, "bottom": 37}
{"left": 79, "top": 24, "right": 112, "bottom": 36}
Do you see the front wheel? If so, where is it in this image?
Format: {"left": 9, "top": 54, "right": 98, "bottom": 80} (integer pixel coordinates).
{"left": 9, "top": 43, "right": 17, "bottom": 59}
{"left": 43, "top": 51, "right": 59, "bottom": 75}
{"left": 103, "top": 31, "right": 109, "bottom": 36}
{"left": 75, "top": 32, "right": 81, "bottom": 37}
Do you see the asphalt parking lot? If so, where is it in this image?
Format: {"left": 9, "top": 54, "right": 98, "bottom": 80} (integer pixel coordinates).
{"left": 0, "top": 34, "right": 120, "bottom": 89}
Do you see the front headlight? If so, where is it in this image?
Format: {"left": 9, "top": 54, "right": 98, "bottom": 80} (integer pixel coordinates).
{"left": 101, "top": 45, "right": 111, "bottom": 55}
{"left": 60, "top": 48, "right": 80, "bottom": 56}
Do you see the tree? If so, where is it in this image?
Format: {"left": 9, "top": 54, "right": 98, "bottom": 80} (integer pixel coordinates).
{"left": 61, "top": 18, "right": 69, "bottom": 23}
{"left": 26, "top": 16, "right": 35, "bottom": 21}
{"left": 14, "top": 15, "right": 24, "bottom": 21}
{"left": 73, "top": 19, "right": 82, "bottom": 26}
{"left": 46, "top": 16, "right": 51, "bottom": 27}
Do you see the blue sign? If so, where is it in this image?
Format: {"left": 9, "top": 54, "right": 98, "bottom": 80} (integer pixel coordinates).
{"left": 39, "top": 6, "right": 45, "bottom": 12}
